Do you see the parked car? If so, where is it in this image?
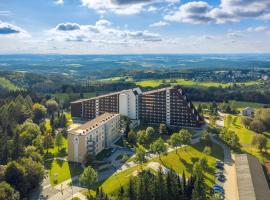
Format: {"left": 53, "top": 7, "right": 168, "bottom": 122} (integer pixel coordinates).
{"left": 212, "top": 187, "right": 224, "bottom": 194}
{"left": 214, "top": 171, "right": 223, "bottom": 176}
{"left": 215, "top": 164, "right": 224, "bottom": 170}
{"left": 217, "top": 175, "right": 226, "bottom": 182}
{"left": 216, "top": 160, "right": 224, "bottom": 166}
{"left": 213, "top": 184, "right": 223, "bottom": 190}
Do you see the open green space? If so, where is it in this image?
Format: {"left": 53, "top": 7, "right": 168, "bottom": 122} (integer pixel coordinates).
{"left": 225, "top": 114, "right": 270, "bottom": 161}
{"left": 193, "top": 101, "right": 266, "bottom": 109}
{"left": 100, "top": 142, "right": 224, "bottom": 197}
{"left": 135, "top": 78, "right": 261, "bottom": 88}
{"left": 45, "top": 160, "right": 83, "bottom": 186}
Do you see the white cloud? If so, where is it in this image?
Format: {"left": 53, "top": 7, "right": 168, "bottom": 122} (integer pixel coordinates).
{"left": 246, "top": 26, "right": 268, "bottom": 33}
{"left": 80, "top": 0, "right": 181, "bottom": 15}
{"left": 0, "top": 11, "right": 12, "bottom": 16}
{"left": 80, "top": 0, "right": 148, "bottom": 15}
{"left": 164, "top": 0, "right": 270, "bottom": 24}
{"left": 0, "top": 21, "right": 30, "bottom": 38}
{"left": 54, "top": 0, "right": 64, "bottom": 5}
{"left": 48, "top": 19, "right": 162, "bottom": 43}
{"left": 149, "top": 21, "right": 168, "bottom": 27}
{"left": 164, "top": 1, "right": 213, "bottom": 24}
{"left": 148, "top": 6, "right": 158, "bottom": 12}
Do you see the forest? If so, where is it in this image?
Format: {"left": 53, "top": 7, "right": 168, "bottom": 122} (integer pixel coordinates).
{"left": 0, "top": 93, "right": 68, "bottom": 199}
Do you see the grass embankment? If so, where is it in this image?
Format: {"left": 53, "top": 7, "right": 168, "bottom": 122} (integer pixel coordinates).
{"left": 135, "top": 78, "right": 260, "bottom": 88}
{"left": 225, "top": 114, "right": 270, "bottom": 161}
{"left": 99, "top": 143, "right": 223, "bottom": 197}
{"left": 45, "top": 160, "right": 83, "bottom": 186}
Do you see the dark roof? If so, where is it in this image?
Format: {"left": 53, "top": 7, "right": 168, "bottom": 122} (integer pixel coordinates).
{"left": 236, "top": 154, "right": 270, "bottom": 200}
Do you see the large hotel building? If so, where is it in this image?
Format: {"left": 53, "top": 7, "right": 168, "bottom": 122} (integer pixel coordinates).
{"left": 71, "top": 86, "right": 203, "bottom": 128}
{"left": 69, "top": 86, "right": 202, "bottom": 162}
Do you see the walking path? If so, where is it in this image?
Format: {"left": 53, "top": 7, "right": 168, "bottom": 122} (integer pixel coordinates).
{"left": 209, "top": 134, "right": 238, "bottom": 200}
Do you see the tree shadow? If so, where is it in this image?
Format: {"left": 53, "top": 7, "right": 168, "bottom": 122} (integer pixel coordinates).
{"left": 179, "top": 158, "right": 193, "bottom": 174}
{"left": 57, "top": 148, "right": 67, "bottom": 157}
{"left": 44, "top": 159, "right": 53, "bottom": 170}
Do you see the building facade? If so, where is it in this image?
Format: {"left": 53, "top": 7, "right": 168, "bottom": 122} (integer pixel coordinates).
{"left": 68, "top": 113, "right": 120, "bottom": 163}
{"left": 139, "top": 87, "right": 201, "bottom": 127}
{"left": 71, "top": 88, "right": 142, "bottom": 122}
{"left": 71, "top": 86, "right": 203, "bottom": 128}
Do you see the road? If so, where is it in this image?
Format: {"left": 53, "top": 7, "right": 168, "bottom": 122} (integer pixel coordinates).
{"left": 210, "top": 134, "right": 238, "bottom": 200}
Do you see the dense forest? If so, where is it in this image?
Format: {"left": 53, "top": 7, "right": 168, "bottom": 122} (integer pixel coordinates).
{"left": 0, "top": 93, "right": 68, "bottom": 199}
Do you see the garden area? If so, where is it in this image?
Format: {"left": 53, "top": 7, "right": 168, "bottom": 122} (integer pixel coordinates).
{"left": 45, "top": 160, "right": 83, "bottom": 186}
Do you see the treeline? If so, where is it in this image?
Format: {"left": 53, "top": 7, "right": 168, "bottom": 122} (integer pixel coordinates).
{"left": 94, "top": 166, "right": 208, "bottom": 200}
{"left": 0, "top": 94, "right": 68, "bottom": 199}
{"left": 61, "top": 81, "right": 137, "bottom": 94}
{"left": 0, "top": 71, "right": 72, "bottom": 93}
{"left": 184, "top": 84, "right": 270, "bottom": 104}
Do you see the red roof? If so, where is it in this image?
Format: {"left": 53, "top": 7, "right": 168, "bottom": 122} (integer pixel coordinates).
{"left": 264, "top": 162, "right": 270, "bottom": 174}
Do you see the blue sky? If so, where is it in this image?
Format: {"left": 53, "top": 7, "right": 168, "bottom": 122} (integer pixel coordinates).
{"left": 0, "top": 0, "right": 270, "bottom": 54}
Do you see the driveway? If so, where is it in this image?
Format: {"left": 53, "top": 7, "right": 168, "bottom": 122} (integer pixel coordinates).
{"left": 210, "top": 134, "right": 238, "bottom": 200}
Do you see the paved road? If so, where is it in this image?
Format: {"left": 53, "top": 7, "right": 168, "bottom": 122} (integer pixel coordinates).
{"left": 210, "top": 134, "right": 238, "bottom": 200}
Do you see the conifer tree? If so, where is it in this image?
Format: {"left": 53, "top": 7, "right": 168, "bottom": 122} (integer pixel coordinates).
{"left": 118, "top": 186, "right": 124, "bottom": 200}
{"left": 128, "top": 178, "right": 136, "bottom": 200}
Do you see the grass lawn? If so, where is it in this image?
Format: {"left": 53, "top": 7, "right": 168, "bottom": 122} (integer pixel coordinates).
{"left": 135, "top": 78, "right": 261, "bottom": 88}
{"left": 225, "top": 114, "right": 270, "bottom": 161}
{"left": 47, "top": 136, "right": 68, "bottom": 157}
{"left": 45, "top": 160, "right": 83, "bottom": 186}
{"left": 152, "top": 143, "right": 224, "bottom": 187}
{"left": 98, "top": 143, "right": 224, "bottom": 198}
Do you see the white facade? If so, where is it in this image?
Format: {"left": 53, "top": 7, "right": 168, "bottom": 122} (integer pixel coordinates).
{"left": 119, "top": 88, "right": 142, "bottom": 120}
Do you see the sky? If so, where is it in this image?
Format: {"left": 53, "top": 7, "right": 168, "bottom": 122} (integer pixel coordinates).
{"left": 0, "top": 0, "right": 270, "bottom": 54}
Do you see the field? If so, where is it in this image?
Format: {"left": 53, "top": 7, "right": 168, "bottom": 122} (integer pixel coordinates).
{"left": 225, "top": 114, "right": 270, "bottom": 161}
{"left": 99, "top": 142, "right": 224, "bottom": 197}
{"left": 45, "top": 160, "right": 83, "bottom": 186}
{"left": 135, "top": 78, "right": 260, "bottom": 88}
{"left": 52, "top": 92, "right": 96, "bottom": 101}
{"left": 193, "top": 101, "right": 266, "bottom": 109}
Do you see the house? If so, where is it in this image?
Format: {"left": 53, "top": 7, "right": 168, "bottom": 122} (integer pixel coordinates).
{"left": 242, "top": 107, "right": 254, "bottom": 117}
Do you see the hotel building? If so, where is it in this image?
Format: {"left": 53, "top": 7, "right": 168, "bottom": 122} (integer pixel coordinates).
{"left": 68, "top": 113, "right": 120, "bottom": 163}
{"left": 71, "top": 86, "right": 203, "bottom": 128}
